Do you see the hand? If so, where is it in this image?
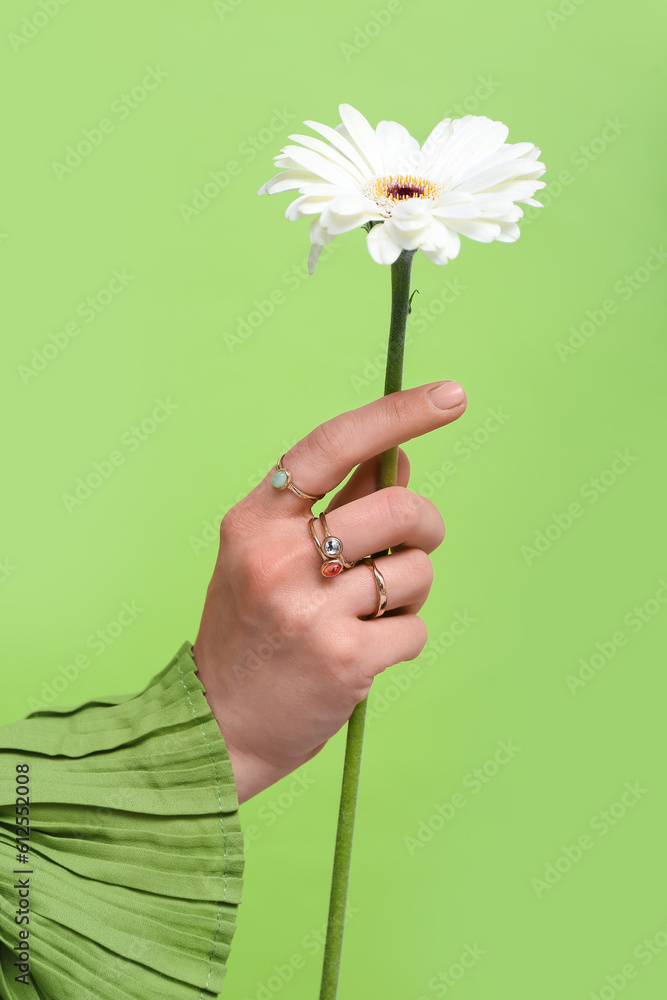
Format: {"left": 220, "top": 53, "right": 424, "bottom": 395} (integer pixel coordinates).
{"left": 192, "top": 380, "right": 467, "bottom": 802}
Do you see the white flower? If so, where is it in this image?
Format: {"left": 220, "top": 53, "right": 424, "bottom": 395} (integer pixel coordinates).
{"left": 258, "top": 103, "right": 546, "bottom": 274}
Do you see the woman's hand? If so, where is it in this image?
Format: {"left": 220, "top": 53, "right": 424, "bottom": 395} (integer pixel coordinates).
{"left": 192, "top": 380, "right": 467, "bottom": 803}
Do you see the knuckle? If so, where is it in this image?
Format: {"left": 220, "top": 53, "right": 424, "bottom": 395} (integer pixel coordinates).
{"left": 234, "top": 542, "right": 288, "bottom": 620}
{"left": 316, "top": 625, "right": 358, "bottom": 673}
{"left": 282, "top": 594, "right": 317, "bottom": 637}
{"left": 246, "top": 546, "right": 285, "bottom": 596}
{"left": 308, "top": 417, "right": 348, "bottom": 463}
{"left": 219, "top": 501, "right": 253, "bottom": 544}
{"left": 383, "top": 486, "right": 421, "bottom": 528}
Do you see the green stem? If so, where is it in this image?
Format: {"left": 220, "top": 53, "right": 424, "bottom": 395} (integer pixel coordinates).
{"left": 318, "top": 249, "right": 416, "bottom": 1000}
{"left": 378, "top": 249, "right": 417, "bottom": 490}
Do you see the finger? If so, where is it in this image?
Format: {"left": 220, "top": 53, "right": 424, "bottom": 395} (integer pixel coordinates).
{"left": 325, "top": 448, "right": 410, "bottom": 513}
{"left": 258, "top": 380, "right": 466, "bottom": 515}
{"left": 354, "top": 614, "right": 428, "bottom": 681}
{"left": 335, "top": 548, "right": 433, "bottom": 619}
{"left": 317, "top": 486, "right": 445, "bottom": 560}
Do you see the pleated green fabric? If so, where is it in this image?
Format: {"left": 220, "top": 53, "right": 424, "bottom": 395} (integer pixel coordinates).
{"left": 0, "top": 641, "right": 244, "bottom": 999}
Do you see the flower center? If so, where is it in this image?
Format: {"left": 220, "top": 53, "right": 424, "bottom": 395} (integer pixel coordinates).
{"left": 364, "top": 174, "right": 440, "bottom": 212}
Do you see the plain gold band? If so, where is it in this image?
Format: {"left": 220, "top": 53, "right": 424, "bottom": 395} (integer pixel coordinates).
{"left": 360, "top": 556, "right": 388, "bottom": 620}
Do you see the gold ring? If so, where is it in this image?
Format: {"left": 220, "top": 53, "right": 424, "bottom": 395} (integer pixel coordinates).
{"left": 271, "top": 454, "right": 325, "bottom": 503}
{"left": 308, "top": 511, "right": 357, "bottom": 577}
{"left": 360, "top": 556, "right": 388, "bottom": 619}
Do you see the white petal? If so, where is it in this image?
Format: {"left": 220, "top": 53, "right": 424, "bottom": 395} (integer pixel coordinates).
{"left": 431, "top": 192, "right": 479, "bottom": 219}
{"left": 456, "top": 158, "right": 546, "bottom": 195}
{"left": 308, "top": 218, "right": 337, "bottom": 274}
{"left": 430, "top": 117, "right": 510, "bottom": 185}
{"left": 259, "top": 170, "right": 313, "bottom": 195}
{"left": 302, "top": 119, "right": 375, "bottom": 180}
{"left": 310, "top": 217, "right": 335, "bottom": 247}
{"left": 385, "top": 202, "right": 434, "bottom": 245}
{"left": 366, "top": 223, "right": 402, "bottom": 265}
{"left": 442, "top": 217, "right": 501, "bottom": 242}
{"left": 375, "top": 120, "right": 421, "bottom": 173}
{"left": 285, "top": 194, "right": 334, "bottom": 221}
{"left": 418, "top": 118, "right": 454, "bottom": 173}
{"left": 420, "top": 245, "right": 453, "bottom": 265}
{"left": 286, "top": 133, "right": 366, "bottom": 183}
{"left": 329, "top": 191, "right": 380, "bottom": 215}
{"left": 308, "top": 243, "right": 324, "bottom": 275}
{"left": 414, "top": 216, "right": 461, "bottom": 263}
{"left": 463, "top": 141, "right": 538, "bottom": 180}
{"left": 338, "top": 104, "right": 385, "bottom": 175}
{"left": 277, "top": 145, "right": 362, "bottom": 188}
{"left": 319, "top": 200, "right": 379, "bottom": 236}
{"left": 259, "top": 170, "right": 329, "bottom": 195}
{"left": 495, "top": 221, "right": 521, "bottom": 242}
{"left": 477, "top": 178, "right": 546, "bottom": 204}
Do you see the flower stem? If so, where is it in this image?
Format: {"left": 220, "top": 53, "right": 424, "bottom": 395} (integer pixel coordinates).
{"left": 378, "top": 249, "right": 417, "bottom": 489}
{"left": 318, "top": 249, "right": 416, "bottom": 1000}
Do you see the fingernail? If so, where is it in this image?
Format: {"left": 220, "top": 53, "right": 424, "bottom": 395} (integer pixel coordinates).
{"left": 429, "top": 381, "right": 466, "bottom": 409}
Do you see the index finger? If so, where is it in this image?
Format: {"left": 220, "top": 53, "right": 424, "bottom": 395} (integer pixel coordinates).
{"left": 267, "top": 380, "right": 466, "bottom": 511}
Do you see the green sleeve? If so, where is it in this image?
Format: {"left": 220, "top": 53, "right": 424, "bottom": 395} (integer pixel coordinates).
{"left": 0, "top": 640, "right": 244, "bottom": 999}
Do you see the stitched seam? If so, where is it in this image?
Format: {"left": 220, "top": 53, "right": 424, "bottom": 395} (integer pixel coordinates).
{"left": 176, "top": 657, "right": 228, "bottom": 998}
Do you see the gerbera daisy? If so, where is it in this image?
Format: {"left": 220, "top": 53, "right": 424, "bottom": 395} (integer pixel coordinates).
{"left": 258, "top": 103, "right": 546, "bottom": 274}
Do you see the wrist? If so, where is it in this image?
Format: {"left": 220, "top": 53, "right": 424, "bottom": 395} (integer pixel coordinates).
{"left": 191, "top": 641, "right": 292, "bottom": 803}
{"left": 222, "top": 740, "right": 289, "bottom": 804}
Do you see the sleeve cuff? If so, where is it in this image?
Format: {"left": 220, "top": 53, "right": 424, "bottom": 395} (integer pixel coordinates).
{"left": 0, "top": 640, "right": 244, "bottom": 999}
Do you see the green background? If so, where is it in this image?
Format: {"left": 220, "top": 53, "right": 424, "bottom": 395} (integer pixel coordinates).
{"left": 2, "top": 0, "right": 666, "bottom": 996}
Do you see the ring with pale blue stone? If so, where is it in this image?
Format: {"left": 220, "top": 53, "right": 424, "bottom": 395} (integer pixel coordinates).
{"left": 308, "top": 512, "right": 357, "bottom": 578}
{"left": 271, "top": 454, "right": 325, "bottom": 503}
